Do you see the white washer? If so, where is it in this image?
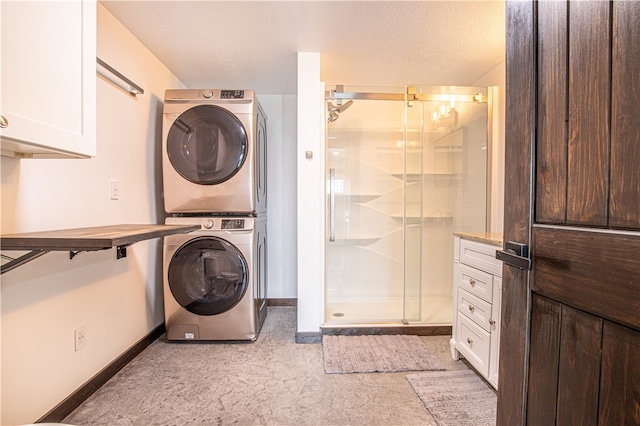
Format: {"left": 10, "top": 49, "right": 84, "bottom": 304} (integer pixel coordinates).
{"left": 162, "top": 89, "right": 267, "bottom": 215}
{"left": 163, "top": 216, "right": 267, "bottom": 341}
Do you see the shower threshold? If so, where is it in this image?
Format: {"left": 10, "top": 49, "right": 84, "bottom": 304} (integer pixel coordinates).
{"left": 321, "top": 323, "right": 452, "bottom": 337}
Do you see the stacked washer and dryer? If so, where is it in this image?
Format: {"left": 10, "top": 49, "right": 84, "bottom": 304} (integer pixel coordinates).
{"left": 161, "top": 89, "right": 268, "bottom": 341}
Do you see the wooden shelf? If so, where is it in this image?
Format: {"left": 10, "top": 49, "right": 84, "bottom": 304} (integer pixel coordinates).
{"left": 0, "top": 224, "right": 199, "bottom": 274}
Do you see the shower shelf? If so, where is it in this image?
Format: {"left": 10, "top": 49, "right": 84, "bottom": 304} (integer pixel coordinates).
{"left": 332, "top": 236, "right": 381, "bottom": 245}
{"left": 391, "top": 172, "right": 459, "bottom": 181}
{"left": 391, "top": 215, "right": 453, "bottom": 223}
{"left": 334, "top": 194, "right": 381, "bottom": 203}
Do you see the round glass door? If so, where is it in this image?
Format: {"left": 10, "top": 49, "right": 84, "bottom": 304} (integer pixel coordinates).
{"left": 168, "top": 237, "right": 248, "bottom": 316}
{"left": 167, "top": 105, "right": 248, "bottom": 185}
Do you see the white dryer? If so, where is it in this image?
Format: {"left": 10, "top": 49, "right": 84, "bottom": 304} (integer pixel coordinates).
{"left": 163, "top": 216, "right": 267, "bottom": 341}
{"left": 162, "top": 89, "right": 267, "bottom": 215}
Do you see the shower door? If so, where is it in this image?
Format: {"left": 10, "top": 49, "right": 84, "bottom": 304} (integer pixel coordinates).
{"left": 325, "top": 87, "right": 412, "bottom": 323}
{"left": 324, "top": 85, "right": 489, "bottom": 325}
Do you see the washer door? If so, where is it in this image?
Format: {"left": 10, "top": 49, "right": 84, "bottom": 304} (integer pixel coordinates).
{"left": 167, "top": 104, "right": 248, "bottom": 185}
{"left": 168, "top": 237, "right": 248, "bottom": 316}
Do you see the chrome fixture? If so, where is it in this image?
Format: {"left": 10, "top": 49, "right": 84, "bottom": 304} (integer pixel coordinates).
{"left": 96, "top": 57, "right": 144, "bottom": 97}
{"left": 327, "top": 100, "right": 353, "bottom": 123}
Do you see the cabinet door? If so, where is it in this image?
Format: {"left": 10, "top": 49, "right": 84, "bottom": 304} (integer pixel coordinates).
{"left": 488, "top": 276, "right": 502, "bottom": 388}
{"left": 0, "top": 1, "right": 96, "bottom": 158}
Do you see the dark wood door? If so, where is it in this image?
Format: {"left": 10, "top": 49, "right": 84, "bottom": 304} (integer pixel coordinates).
{"left": 499, "top": 1, "right": 640, "bottom": 424}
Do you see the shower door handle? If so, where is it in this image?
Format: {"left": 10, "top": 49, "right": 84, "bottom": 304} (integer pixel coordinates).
{"left": 329, "top": 168, "right": 336, "bottom": 242}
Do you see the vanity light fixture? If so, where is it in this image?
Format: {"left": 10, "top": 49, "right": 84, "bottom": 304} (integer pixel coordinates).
{"left": 431, "top": 100, "right": 458, "bottom": 130}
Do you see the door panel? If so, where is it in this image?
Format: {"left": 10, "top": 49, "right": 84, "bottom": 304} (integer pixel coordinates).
{"left": 526, "top": 295, "right": 561, "bottom": 426}
{"left": 536, "top": 0, "right": 567, "bottom": 224}
{"left": 501, "top": 1, "right": 640, "bottom": 424}
{"left": 556, "top": 306, "right": 601, "bottom": 426}
{"left": 526, "top": 298, "right": 640, "bottom": 426}
{"left": 325, "top": 96, "right": 407, "bottom": 323}
{"left": 610, "top": 1, "right": 640, "bottom": 229}
{"left": 566, "top": 1, "right": 610, "bottom": 226}
{"left": 599, "top": 322, "right": 640, "bottom": 425}
{"left": 532, "top": 226, "right": 640, "bottom": 330}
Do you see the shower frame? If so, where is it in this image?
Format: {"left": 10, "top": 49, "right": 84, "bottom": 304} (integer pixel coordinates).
{"left": 323, "top": 85, "right": 494, "bottom": 329}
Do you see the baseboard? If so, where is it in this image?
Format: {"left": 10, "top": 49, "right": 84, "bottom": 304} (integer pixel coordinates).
{"left": 267, "top": 298, "right": 297, "bottom": 307}
{"left": 295, "top": 331, "right": 322, "bottom": 344}
{"left": 38, "top": 323, "right": 166, "bottom": 423}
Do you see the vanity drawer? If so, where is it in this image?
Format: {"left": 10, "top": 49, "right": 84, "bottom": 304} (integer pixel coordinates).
{"left": 459, "top": 238, "right": 502, "bottom": 276}
{"left": 457, "top": 288, "right": 492, "bottom": 332}
{"left": 456, "top": 313, "right": 490, "bottom": 377}
{"left": 458, "top": 263, "right": 493, "bottom": 303}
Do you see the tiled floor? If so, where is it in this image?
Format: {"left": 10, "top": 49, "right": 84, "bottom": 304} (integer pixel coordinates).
{"left": 64, "top": 307, "right": 471, "bottom": 425}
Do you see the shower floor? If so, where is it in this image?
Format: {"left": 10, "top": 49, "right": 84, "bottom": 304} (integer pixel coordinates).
{"left": 325, "top": 295, "right": 452, "bottom": 326}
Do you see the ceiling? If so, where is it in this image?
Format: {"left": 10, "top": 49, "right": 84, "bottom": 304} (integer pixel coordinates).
{"left": 101, "top": 1, "right": 506, "bottom": 95}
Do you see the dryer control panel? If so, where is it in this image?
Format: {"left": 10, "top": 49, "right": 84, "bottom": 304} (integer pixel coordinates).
{"left": 221, "top": 90, "right": 245, "bottom": 99}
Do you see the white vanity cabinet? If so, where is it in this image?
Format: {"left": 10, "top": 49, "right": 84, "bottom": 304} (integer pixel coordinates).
{"left": 451, "top": 233, "right": 503, "bottom": 389}
{"left": 0, "top": 1, "right": 96, "bottom": 158}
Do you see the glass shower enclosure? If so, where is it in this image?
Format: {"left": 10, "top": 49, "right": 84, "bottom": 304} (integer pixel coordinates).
{"left": 325, "top": 85, "right": 491, "bottom": 326}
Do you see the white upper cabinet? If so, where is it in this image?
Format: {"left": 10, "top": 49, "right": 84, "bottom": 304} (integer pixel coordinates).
{"left": 0, "top": 1, "right": 96, "bottom": 158}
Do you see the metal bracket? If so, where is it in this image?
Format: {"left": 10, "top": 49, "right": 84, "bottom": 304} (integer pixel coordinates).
{"left": 69, "top": 245, "right": 128, "bottom": 260}
{"left": 1, "top": 245, "right": 128, "bottom": 275}
{"left": 0, "top": 250, "right": 49, "bottom": 275}
{"left": 116, "top": 245, "right": 129, "bottom": 259}
{"left": 496, "top": 241, "right": 532, "bottom": 270}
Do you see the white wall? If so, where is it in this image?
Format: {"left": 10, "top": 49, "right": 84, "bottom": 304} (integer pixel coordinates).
{"left": 296, "top": 53, "right": 324, "bottom": 332}
{"left": 0, "top": 4, "right": 185, "bottom": 424}
{"left": 473, "top": 62, "right": 506, "bottom": 234}
{"left": 261, "top": 94, "right": 298, "bottom": 299}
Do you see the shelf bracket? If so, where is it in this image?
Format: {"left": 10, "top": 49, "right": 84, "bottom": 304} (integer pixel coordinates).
{"left": 116, "top": 244, "right": 131, "bottom": 259}
{"left": 69, "top": 246, "right": 128, "bottom": 260}
{"left": 1, "top": 249, "right": 49, "bottom": 275}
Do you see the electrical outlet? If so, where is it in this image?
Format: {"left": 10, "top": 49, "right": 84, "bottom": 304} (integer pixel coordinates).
{"left": 74, "top": 325, "right": 87, "bottom": 351}
{"left": 109, "top": 179, "right": 119, "bottom": 200}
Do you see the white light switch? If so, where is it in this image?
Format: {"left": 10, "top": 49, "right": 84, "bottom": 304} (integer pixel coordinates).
{"left": 305, "top": 150, "right": 313, "bottom": 160}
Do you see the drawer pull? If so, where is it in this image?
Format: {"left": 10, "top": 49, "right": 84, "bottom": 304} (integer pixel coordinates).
{"left": 469, "top": 279, "right": 476, "bottom": 286}
{"left": 489, "top": 319, "right": 496, "bottom": 326}
{"left": 467, "top": 338, "right": 473, "bottom": 344}
{"left": 468, "top": 304, "right": 475, "bottom": 313}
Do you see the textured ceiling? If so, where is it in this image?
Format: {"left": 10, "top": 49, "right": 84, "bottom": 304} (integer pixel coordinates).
{"left": 101, "top": 1, "right": 506, "bottom": 94}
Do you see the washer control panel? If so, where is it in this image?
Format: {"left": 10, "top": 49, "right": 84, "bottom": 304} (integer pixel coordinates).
{"left": 221, "top": 219, "right": 245, "bottom": 230}
{"left": 165, "top": 216, "right": 255, "bottom": 231}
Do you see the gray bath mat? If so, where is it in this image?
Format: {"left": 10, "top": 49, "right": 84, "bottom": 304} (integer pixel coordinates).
{"left": 322, "top": 334, "right": 446, "bottom": 374}
{"left": 407, "top": 370, "right": 497, "bottom": 426}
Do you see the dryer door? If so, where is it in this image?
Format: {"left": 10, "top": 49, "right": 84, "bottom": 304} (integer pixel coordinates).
{"left": 166, "top": 105, "right": 248, "bottom": 185}
{"left": 168, "top": 236, "right": 248, "bottom": 316}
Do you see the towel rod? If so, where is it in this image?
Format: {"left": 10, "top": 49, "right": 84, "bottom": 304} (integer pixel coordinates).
{"left": 96, "top": 57, "right": 144, "bottom": 97}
